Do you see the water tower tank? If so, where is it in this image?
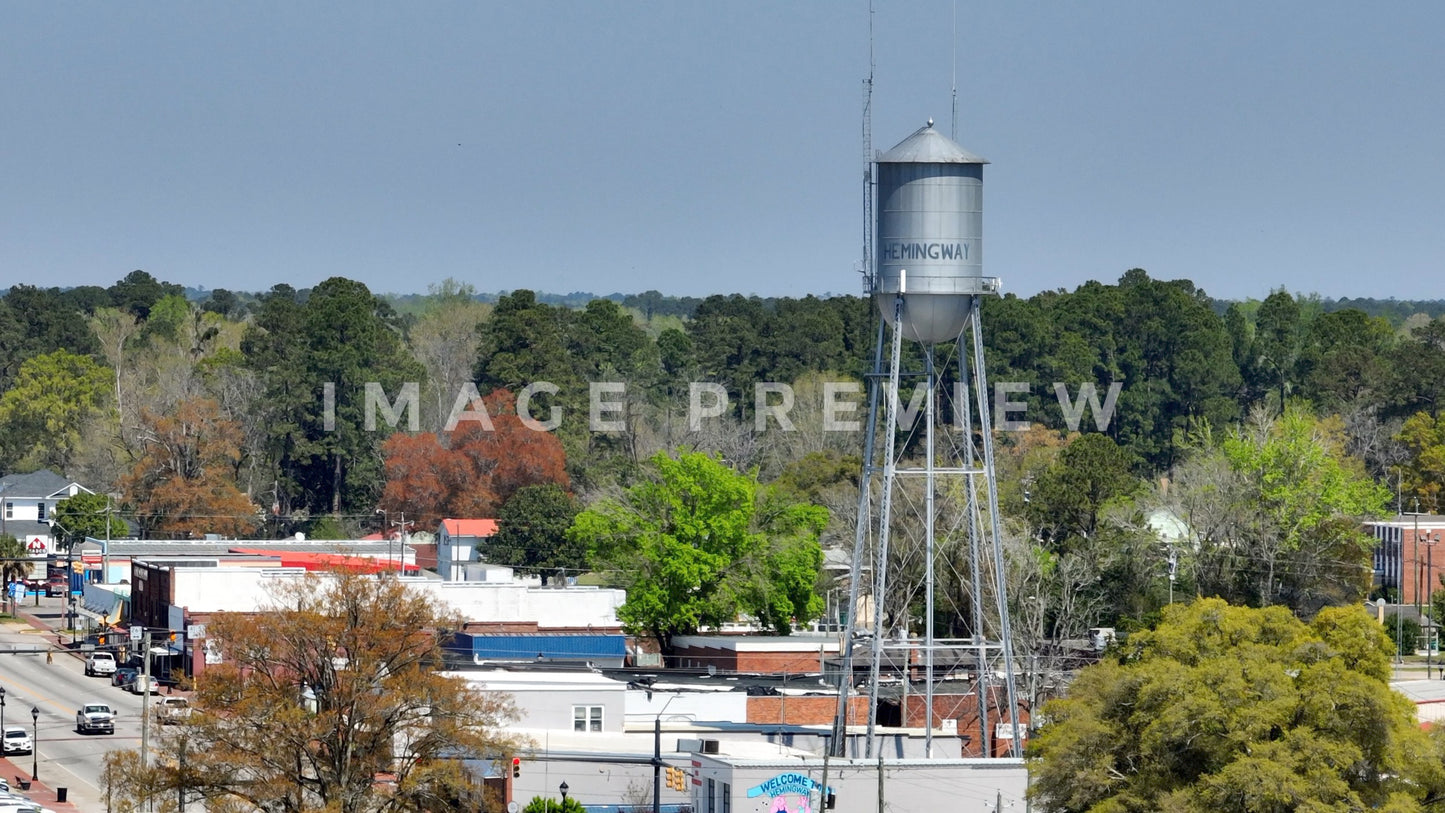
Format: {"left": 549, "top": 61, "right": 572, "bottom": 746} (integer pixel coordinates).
{"left": 875, "top": 121, "right": 991, "bottom": 344}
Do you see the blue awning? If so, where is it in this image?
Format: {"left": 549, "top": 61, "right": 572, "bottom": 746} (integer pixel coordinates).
{"left": 451, "top": 633, "right": 627, "bottom": 662}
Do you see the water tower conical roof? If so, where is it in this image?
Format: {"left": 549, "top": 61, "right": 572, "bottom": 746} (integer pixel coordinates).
{"left": 878, "top": 121, "right": 988, "bottom": 165}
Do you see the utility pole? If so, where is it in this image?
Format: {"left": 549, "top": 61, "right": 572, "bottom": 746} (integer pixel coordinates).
{"left": 141, "top": 630, "right": 152, "bottom": 769}
{"left": 876, "top": 754, "right": 884, "bottom": 813}
{"left": 819, "top": 737, "right": 831, "bottom": 813}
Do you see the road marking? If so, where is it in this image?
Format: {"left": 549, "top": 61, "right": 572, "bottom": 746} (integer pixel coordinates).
{"left": 0, "top": 673, "right": 127, "bottom": 793}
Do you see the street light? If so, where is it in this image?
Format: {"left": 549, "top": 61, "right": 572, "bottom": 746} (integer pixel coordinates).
{"left": 29, "top": 706, "right": 38, "bottom": 780}
{"left": 559, "top": 781, "right": 569, "bottom": 804}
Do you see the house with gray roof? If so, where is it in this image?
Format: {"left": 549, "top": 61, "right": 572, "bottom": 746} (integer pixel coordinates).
{"left": 0, "top": 469, "right": 93, "bottom": 557}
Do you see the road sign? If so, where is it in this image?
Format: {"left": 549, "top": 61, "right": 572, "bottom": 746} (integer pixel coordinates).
{"left": 131, "top": 626, "right": 143, "bottom": 643}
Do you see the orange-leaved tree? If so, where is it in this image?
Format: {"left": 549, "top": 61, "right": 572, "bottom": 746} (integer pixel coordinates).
{"left": 103, "top": 570, "right": 520, "bottom": 813}
{"left": 120, "top": 396, "right": 258, "bottom": 538}
{"left": 379, "top": 389, "right": 568, "bottom": 526}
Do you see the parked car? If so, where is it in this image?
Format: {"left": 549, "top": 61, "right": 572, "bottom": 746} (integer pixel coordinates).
{"left": 84, "top": 651, "right": 117, "bottom": 677}
{"left": 155, "top": 696, "right": 191, "bottom": 724}
{"left": 129, "top": 675, "right": 159, "bottom": 695}
{"left": 2, "top": 726, "right": 31, "bottom": 755}
{"left": 76, "top": 702, "right": 115, "bottom": 734}
{"left": 112, "top": 667, "right": 139, "bottom": 689}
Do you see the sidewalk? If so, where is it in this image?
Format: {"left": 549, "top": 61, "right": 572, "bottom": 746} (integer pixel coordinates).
{"left": 0, "top": 756, "right": 82, "bottom": 811}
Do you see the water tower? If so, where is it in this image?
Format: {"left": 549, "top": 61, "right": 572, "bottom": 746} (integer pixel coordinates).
{"left": 833, "top": 121, "right": 1022, "bottom": 759}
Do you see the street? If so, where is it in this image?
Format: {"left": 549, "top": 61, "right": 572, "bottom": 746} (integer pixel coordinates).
{"left": 0, "top": 598, "right": 155, "bottom": 812}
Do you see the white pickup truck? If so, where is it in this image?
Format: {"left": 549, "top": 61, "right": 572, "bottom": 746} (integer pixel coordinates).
{"left": 76, "top": 702, "right": 115, "bottom": 734}
{"left": 84, "top": 651, "right": 117, "bottom": 677}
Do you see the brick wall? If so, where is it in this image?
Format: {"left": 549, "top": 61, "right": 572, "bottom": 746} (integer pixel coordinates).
{"left": 736, "top": 650, "right": 826, "bottom": 674}
{"left": 747, "top": 695, "right": 870, "bottom": 725}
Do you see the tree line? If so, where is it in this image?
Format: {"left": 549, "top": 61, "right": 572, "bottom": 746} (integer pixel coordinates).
{"left": 3, "top": 268, "right": 1443, "bottom": 639}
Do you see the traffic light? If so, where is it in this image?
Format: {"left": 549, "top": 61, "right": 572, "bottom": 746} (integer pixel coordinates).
{"left": 825, "top": 791, "right": 836, "bottom": 810}
{"left": 97, "top": 634, "right": 106, "bottom": 646}
{"left": 666, "top": 766, "right": 686, "bottom": 792}
{"left": 512, "top": 757, "right": 521, "bottom": 778}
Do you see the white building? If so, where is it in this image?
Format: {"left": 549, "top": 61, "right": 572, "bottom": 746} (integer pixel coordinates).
{"left": 0, "top": 469, "right": 93, "bottom": 559}
{"left": 437, "top": 518, "right": 497, "bottom": 581}
{"left": 446, "top": 668, "right": 1021, "bottom": 812}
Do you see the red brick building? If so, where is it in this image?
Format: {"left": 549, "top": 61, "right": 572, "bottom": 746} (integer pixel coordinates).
{"left": 670, "top": 634, "right": 840, "bottom": 674}
{"left": 1367, "top": 515, "right": 1445, "bottom": 605}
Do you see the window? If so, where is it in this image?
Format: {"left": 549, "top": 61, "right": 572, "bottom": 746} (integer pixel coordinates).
{"left": 36, "top": 502, "right": 46, "bottom": 521}
{"left": 2, "top": 503, "right": 10, "bottom": 520}
{"left": 721, "top": 783, "right": 730, "bottom": 813}
{"left": 706, "top": 778, "right": 716, "bottom": 813}
{"left": 572, "top": 705, "right": 603, "bottom": 732}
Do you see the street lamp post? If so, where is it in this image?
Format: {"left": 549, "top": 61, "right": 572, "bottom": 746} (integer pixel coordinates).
{"left": 559, "top": 781, "right": 569, "bottom": 805}
{"left": 29, "top": 706, "right": 38, "bottom": 780}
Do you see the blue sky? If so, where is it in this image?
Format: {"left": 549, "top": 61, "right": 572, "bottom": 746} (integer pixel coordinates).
{"left": 3, "top": 2, "right": 1441, "bottom": 301}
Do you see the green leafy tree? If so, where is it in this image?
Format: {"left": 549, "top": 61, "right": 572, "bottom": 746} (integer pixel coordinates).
{"left": 53, "top": 493, "right": 128, "bottom": 541}
{"left": 1397, "top": 411, "right": 1445, "bottom": 514}
{"left": 1387, "top": 318, "right": 1445, "bottom": 419}
{"left": 1249, "top": 288, "right": 1304, "bottom": 409}
{"left": 0, "top": 349, "right": 112, "bottom": 472}
{"left": 108, "top": 269, "right": 184, "bottom": 320}
{"left": 1385, "top": 613, "right": 1421, "bottom": 656}
{"left": 1025, "top": 433, "right": 1142, "bottom": 550}
{"left": 1220, "top": 407, "right": 1391, "bottom": 610}
{"left": 243, "top": 279, "right": 423, "bottom": 517}
{"left": 0, "top": 534, "right": 28, "bottom": 609}
{"left": 571, "top": 451, "right": 826, "bottom": 650}
{"left": 0, "top": 285, "right": 102, "bottom": 391}
{"left": 486, "top": 484, "right": 582, "bottom": 582}
{"left": 1171, "top": 406, "right": 1391, "bottom": 615}
{"left": 1029, "top": 599, "right": 1439, "bottom": 812}
{"left": 522, "top": 797, "right": 584, "bottom": 813}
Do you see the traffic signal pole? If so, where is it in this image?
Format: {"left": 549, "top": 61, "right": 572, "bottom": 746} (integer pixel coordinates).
{"left": 652, "top": 715, "right": 661, "bottom": 813}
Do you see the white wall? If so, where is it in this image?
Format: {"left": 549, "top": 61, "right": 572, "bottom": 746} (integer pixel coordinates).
{"left": 171, "top": 567, "right": 310, "bottom": 613}
{"left": 413, "top": 581, "right": 625, "bottom": 628}
{"left": 166, "top": 568, "right": 624, "bottom": 629}
{"left": 626, "top": 689, "right": 749, "bottom": 728}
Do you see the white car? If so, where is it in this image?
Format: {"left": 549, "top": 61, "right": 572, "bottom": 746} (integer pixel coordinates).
{"left": 129, "top": 675, "right": 160, "bottom": 695}
{"left": 155, "top": 696, "right": 191, "bottom": 724}
{"left": 1, "top": 727, "right": 30, "bottom": 755}
{"left": 84, "top": 651, "right": 117, "bottom": 677}
{"left": 76, "top": 702, "right": 116, "bottom": 734}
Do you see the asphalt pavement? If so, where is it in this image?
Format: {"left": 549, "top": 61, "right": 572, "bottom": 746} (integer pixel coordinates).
{"left": 0, "top": 595, "right": 154, "bottom": 812}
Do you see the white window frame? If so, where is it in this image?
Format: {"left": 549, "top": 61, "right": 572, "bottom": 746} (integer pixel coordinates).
{"left": 572, "top": 704, "right": 603, "bottom": 732}
{"left": 3, "top": 503, "right": 10, "bottom": 520}
{"left": 36, "top": 502, "right": 46, "bottom": 521}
